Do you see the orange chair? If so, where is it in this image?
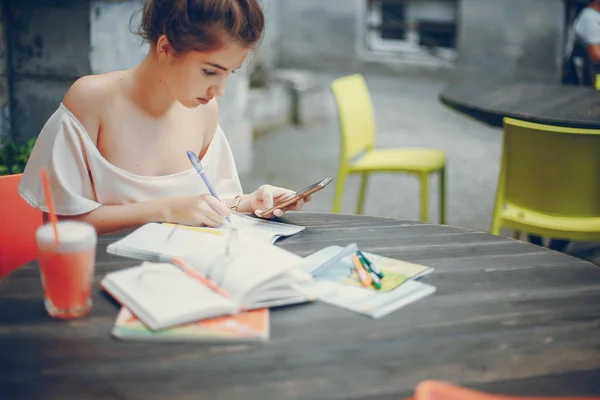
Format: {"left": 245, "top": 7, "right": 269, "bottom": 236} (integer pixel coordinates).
{"left": 411, "top": 380, "right": 598, "bottom": 400}
{"left": 0, "top": 174, "right": 43, "bottom": 279}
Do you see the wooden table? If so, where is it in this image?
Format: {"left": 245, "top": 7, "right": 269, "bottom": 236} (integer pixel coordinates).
{"left": 2, "top": 213, "right": 600, "bottom": 399}
{"left": 439, "top": 79, "right": 600, "bottom": 129}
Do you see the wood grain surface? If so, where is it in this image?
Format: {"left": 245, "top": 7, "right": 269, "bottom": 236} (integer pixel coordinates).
{"left": 440, "top": 79, "right": 600, "bottom": 129}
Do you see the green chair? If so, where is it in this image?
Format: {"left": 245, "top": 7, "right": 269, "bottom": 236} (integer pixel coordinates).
{"left": 330, "top": 74, "right": 447, "bottom": 223}
{"left": 491, "top": 117, "right": 600, "bottom": 242}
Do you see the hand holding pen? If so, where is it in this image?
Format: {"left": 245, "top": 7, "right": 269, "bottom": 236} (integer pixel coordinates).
{"left": 187, "top": 150, "right": 232, "bottom": 224}
{"left": 157, "top": 152, "right": 232, "bottom": 228}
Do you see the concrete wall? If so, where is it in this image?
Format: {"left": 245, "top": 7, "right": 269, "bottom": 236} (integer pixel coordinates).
{"left": 6, "top": 0, "right": 90, "bottom": 143}
{"left": 456, "top": 0, "right": 564, "bottom": 81}
{"left": 252, "top": 0, "right": 280, "bottom": 75}
{"left": 276, "top": 0, "right": 362, "bottom": 71}
{"left": 90, "top": 0, "right": 148, "bottom": 74}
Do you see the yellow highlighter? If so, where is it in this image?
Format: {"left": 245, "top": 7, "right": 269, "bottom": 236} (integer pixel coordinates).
{"left": 351, "top": 253, "right": 372, "bottom": 288}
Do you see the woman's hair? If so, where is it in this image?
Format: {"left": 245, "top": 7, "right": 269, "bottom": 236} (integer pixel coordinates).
{"left": 136, "top": 0, "right": 265, "bottom": 53}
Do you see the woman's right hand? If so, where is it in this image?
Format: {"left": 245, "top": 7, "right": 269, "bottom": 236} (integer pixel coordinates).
{"left": 163, "top": 194, "right": 231, "bottom": 227}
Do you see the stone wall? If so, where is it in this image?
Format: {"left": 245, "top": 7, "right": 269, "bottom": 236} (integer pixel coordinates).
{"left": 276, "top": 0, "right": 362, "bottom": 72}
{"left": 90, "top": 0, "right": 148, "bottom": 75}
{"left": 5, "top": 0, "right": 90, "bottom": 143}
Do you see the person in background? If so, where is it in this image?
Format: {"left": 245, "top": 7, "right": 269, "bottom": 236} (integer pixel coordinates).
{"left": 18, "top": 0, "right": 310, "bottom": 235}
{"left": 563, "top": 0, "right": 600, "bottom": 86}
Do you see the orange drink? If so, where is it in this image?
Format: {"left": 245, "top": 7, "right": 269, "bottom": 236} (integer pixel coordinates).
{"left": 36, "top": 221, "right": 97, "bottom": 319}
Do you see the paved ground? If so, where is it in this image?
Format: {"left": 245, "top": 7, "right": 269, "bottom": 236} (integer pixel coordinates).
{"left": 240, "top": 70, "right": 600, "bottom": 266}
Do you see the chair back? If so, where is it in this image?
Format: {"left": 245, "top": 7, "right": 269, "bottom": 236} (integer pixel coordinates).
{"left": 0, "top": 174, "right": 42, "bottom": 279}
{"left": 497, "top": 118, "right": 600, "bottom": 219}
{"left": 413, "top": 379, "right": 594, "bottom": 400}
{"left": 330, "top": 74, "right": 376, "bottom": 162}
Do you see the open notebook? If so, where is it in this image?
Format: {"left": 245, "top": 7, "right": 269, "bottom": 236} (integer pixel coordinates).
{"left": 112, "top": 307, "right": 270, "bottom": 343}
{"left": 107, "top": 218, "right": 303, "bottom": 262}
{"left": 102, "top": 231, "right": 314, "bottom": 331}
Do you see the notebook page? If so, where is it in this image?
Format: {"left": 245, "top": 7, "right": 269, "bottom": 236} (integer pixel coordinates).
{"left": 102, "top": 263, "right": 236, "bottom": 330}
{"left": 243, "top": 270, "right": 312, "bottom": 304}
{"left": 223, "top": 214, "right": 305, "bottom": 244}
{"left": 107, "top": 223, "right": 227, "bottom": 262}
{"left": 180, "top": 233, "right": 306, "bottom": 304}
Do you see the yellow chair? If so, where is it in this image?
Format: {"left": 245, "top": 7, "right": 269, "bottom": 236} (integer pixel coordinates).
{"left": 330, "top": 74, "right": 446, "bottom": 223}
{"left": 491, "top": 117, "right": 600, "bottom": 241}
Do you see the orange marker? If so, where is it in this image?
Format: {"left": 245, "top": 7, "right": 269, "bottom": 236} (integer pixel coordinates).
{"left": 351, "top": 253, "right": 372, "bottom": 288}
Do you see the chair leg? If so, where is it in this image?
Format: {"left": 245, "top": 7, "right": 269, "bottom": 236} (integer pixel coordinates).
{"left": 438, "top": 167, "right": 446, "bottom": 224}
{"left": 527, "top": 234, "right": 544, "bottom": 247}
{"left": 332, "top": 169, "right": 348, "bottom": 213}
{"left": 356, "top": 173, "right": 369, "bottom": 215}
{"left": 549, "top": 239, "right": 570, "bottom": 253}
{"left": 419, "top": 173, "right": 429, "bottom": 223}
{"left": 490, "top": 159, "right": 506, "bottom": 236}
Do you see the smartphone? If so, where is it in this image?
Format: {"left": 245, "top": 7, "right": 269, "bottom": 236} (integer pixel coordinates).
{"left": 259, "top": 176, "right": 333, "bottom": 218}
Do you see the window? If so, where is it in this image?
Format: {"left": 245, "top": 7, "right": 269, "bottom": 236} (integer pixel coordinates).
{"left": 365, "top": 0, "right": 459, "bottom": 62}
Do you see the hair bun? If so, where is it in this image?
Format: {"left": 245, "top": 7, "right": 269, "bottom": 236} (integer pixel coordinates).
{"left": 136, "top": 0, "right": 264, "bottom": 53}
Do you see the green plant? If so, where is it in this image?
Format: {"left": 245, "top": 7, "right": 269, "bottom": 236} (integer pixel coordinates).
{"left": 0, "top": 137, "right": 36, "bottom": 176}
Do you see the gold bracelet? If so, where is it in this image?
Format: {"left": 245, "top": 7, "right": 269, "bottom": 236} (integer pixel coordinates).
{"left": 231, "top": 195, "right": 243, "bottom": 211}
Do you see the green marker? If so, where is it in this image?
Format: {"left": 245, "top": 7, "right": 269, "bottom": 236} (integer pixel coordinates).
{"left": 356, "top": 251, "right": 382, "bottom": 290}
{"left": 356, "top": 250, "right": 384, "bottom": 279}
{"left": 368, "top": 269, "right": 382, "bottom": 290}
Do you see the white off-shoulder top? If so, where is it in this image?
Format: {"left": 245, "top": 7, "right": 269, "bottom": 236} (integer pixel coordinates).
{"left": 18, "top": 103, "right": 243, "bottom": 215}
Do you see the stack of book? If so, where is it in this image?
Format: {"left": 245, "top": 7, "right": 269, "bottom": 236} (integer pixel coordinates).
{"left": 102, "top": 217, "right": 313, "bottom": 343}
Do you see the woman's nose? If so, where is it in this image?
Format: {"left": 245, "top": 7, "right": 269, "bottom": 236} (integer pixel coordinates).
{"left": 212, "top": 78, "right": 227, "bottom": 98}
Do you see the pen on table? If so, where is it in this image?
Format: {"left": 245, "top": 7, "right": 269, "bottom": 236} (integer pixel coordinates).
{"left": 356, "top": 252, "right": 382, "bottom": 290}
{"left": 356, "top": 249, "right": 384, "bottom": 279}
{"left": 171, "top": 257, "right": 229, "bottom": 298}
{"left": 351, "top": 253, "right": 372, "bottom": 288}
{"left": 187, "top": 150, "right": 231, "bottom": 223}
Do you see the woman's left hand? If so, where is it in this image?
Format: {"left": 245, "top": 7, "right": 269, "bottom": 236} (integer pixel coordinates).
{"left": 242, "top": 185, "right": 311, "bottom": 218}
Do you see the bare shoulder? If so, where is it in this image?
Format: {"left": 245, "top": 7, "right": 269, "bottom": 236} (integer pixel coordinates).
{"left": 62, "top": 73, "right": 119, "bottom": 144}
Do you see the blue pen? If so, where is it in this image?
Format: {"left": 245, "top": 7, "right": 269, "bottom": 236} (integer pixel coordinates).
{"left": 187, "top": 150, "right": 231, "bottom": 223}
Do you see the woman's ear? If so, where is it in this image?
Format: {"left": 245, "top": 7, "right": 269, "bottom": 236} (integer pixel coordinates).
{"left": 155, "top": 34, "right": 174, "bottom": 61}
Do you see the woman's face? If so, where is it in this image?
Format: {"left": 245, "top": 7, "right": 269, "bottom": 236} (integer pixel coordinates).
{"left": 158, "top": 38, "right": 250, "bottom": 108}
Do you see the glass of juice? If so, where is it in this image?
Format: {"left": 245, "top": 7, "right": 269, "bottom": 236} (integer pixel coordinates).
{"left": 36, "top": 220, "right": 97, "bottom": 319}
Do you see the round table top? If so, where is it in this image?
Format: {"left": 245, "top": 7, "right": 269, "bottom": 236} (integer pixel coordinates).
{"left": 1, "top": 212, "right": 600, "bottom": 399}
{"left": 439, "top": 79, "right": 600, "bottom": 129}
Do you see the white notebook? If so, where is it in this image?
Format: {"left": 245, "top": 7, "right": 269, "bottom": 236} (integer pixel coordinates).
{"left": 226, "top": 213, "right": 305, "bottom": 244}
{"left": 102, "top": 231, "right": 314, "bottom": 331}
{"left": 107, "top": 217, "right": 304, "bottom": 262}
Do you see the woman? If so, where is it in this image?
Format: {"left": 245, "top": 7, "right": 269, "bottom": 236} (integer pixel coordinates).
{"left": 18, "top": 0, "right": 309, "bottom": 235}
